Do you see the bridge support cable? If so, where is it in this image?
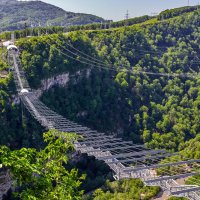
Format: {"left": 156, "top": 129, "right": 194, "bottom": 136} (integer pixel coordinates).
{"left": 97, "top": 149, "right": 166, "bottom": 161}
{"left": 145, "top": 173, "right": 199, "bottom": 184}
{"left": 77, "top": 140, "right": 133, "bottom": 149}
{"left": 20, "top": 92, "right": 200, "bottom": 198}
{"left": 78, "top": 135, "right": 114, "bottom": 142}
{"left": 10, "top": 53, "right": 30, "bottom": 92}
{"left": 77, "top": 132, "right": 108, "bottom": 138}
{"left": 12, "top": 54, "right": 23, "bottom": 90}
{"left": 85, "top": 144, "right": 145, "bottom": 154}
{"left": 78, "top": 137, "right": 124, "bottom": 145}
{"left": 78, "top": 134, "right": 109, "bottom": 140}
{"left": 76, "top": 131, "right": 105, "bottom": 137}
{"left": 106, "top": 152, "right": 177, "bottom": 165}
{"left": 171, "top": 187, "right": 200, "bottom": 196}
{"left": 123, "top": 159, "right": 200, "bottom": 173}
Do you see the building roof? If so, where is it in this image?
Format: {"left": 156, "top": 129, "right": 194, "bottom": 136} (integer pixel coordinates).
{"left": 7, "top": 45, "right": 18, "bottom": 50}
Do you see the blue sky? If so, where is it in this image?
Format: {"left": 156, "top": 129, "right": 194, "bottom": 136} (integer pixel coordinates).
{"left": 42, "top": 0, "right": 199, "bottom": 21}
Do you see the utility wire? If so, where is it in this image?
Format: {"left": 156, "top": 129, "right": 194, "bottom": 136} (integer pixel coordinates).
{"left": 38, "top": 29, "right": 200, "bottom": 79}
{"left": 44, "top": 27, "right": 196, "bottom": 66}
{"left": 45, "top": 28, "right": 111, "bottom": 66}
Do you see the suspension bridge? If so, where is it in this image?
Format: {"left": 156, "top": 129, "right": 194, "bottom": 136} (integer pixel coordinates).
{"left": 6, "top": 46, "right": 200, "bottom": 200}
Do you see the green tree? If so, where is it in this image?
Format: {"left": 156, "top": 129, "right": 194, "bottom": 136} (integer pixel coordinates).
{"left": 0, "top": 130, "right": 85, "bottom": 200}
{"left": 92, "top": 179, "right": 160, "bottom": 200}
{"left": 168, "top": 197, "right": 188, "bottom": 200}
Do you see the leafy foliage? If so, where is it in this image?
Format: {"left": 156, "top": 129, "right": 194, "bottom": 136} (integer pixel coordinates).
{"left": 87, "top": 179, "right": 160, "bottom": 200}
{"left": 0, "top": 56, "right": 45, "bottom": 149}
{"left": 1, "top": 5, "right": 198, "bottom": 40}
{"left": 38, "top": 10, "right": 200, "bottom": 151}
{"left": 0, "top": 6, "right": 200, "bottom": 199}
{"left": 68, "top": 154, "right": 114, "bottom": 193}
{"left": 0, "top": 26, "right": 65, "bottom": 40}
{"left": 17, "top": 33, "right": 101, "bottom": 88}
{"left": 158, "top": 6, "right": 199, "bottom": 20}
{"left": 180, "top": 135, "right": 200, "bottom": 160}
{"left": 168, "top": 197, "right": 188, "bottom": 200}
{"left": 0, "top": 56, "right": 43, "bottom": 148}
{"left": 68, "top": 15, "right": 154, "bottom": 31}
{"left": 0, "top": 130, "right": 84, "bottom": 200}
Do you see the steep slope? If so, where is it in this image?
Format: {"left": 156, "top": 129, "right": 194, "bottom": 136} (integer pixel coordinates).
{"left": 1, "top": 5, "right": 200, "bottom": 152}
{"left": 16, "top": 9, "right": 200, "bottom": 152}
{"left": 0, "top": 0, "right": 106, "bottom": 32}
{"left": 0, "top": 6, "right": 199, "bottom": 199}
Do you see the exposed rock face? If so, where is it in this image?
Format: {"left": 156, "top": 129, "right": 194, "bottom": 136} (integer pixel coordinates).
{"left": 0, "top": 170, "right": 11, "bottom": 200}
{"left": 12, "top": 69, "right": 91, "bottom": 105}
{"left": 33, "top": 73, "right": 70, "bottom": 98}
{"left": 34, "top": 69, "right": 91, "bottom": 98}
{"left": 41, "top": 73, "right": 70, "bottom": 91}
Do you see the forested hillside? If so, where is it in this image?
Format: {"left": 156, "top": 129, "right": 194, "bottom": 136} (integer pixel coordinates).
{"left": 7, "top": 6, "right": 198, "bottom": 152}
{"left": 0, "top": 5, "right": 200, "bottom": 199}
{"left": 26, "top": 9, "right": 200, "bottom": 152}
{"left": 0, "top": 53, "right": 44, "bottom": 148}
{"left": 84, "top": 179, "right": 160, "bottom": 200}
{"left": 0, "top": 0, "right": 105, "bottom": 32}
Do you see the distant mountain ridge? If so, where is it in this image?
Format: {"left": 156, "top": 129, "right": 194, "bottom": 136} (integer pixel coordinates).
{"left": 0, "top": 0, "right": 106, "bottom": 32}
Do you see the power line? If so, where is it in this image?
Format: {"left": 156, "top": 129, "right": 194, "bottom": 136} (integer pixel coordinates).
{"left": 48, "top": 29, "right": 111, "bottom": 66}
{"left": 47, "top": 26, "right": 200, "bottom": 64}
{"left": 36, "top": 28, "right": 200, "bottom": 79}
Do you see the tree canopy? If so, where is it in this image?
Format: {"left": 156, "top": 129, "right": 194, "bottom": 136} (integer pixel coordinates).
{"left": 0, "top": 130, "right": 84, "bottom": 200}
